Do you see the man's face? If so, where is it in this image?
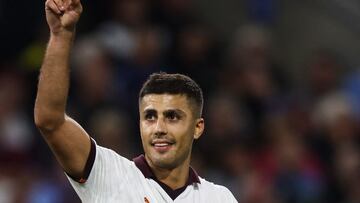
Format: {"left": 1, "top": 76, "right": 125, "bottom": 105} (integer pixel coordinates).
{"left": 139, "top": 94, "right": 204, "bottom": 169}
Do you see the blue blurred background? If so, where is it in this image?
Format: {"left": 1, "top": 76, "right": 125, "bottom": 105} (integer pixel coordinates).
{"left": 1, "top": 0, "right": 360, "bottom": 202}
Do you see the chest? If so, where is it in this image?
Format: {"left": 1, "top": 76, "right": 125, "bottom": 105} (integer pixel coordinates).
{"left": 98, "top": 174, "right": 206, "bottom": 203}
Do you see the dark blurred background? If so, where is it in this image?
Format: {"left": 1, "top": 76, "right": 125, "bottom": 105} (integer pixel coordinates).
{"left": 1, "top": 0, "right": 360, "bottom": 202}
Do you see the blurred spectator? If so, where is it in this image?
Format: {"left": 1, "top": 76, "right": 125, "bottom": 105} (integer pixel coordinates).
{"left": 0, "top": 70, "right": 34, "bottom": 163}
{"left": 168, "top": 23, "right": 219, "bottom": 92}
{"left": 220, "top": 24, "right": 289, "bottom": 147}
{"left": 312, "top": 92, "right": 356, "bottom": 144}
{"left": 95, "top": 0, "right": 150, "bottom": 60}
{"left": 343, "top": 69, "right": 360, "bottom": 120}
{"left": 70, "top": 36, "right": 118, "bottom": 125}
{"left": 254, "top": 115, "right": 325, "bottom": 203}
{"left": 88, "top": 108, "right": 137, "bottom": 157}
{"left": 2, "top": 1, "right": 360, "bottom": 202}
{"left": 306, "top": 50, "right": 343, "bottom": 98}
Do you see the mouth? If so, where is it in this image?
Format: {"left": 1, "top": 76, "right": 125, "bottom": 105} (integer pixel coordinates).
{"left": 151, "top": 139, "right": 175, "bottom": 153}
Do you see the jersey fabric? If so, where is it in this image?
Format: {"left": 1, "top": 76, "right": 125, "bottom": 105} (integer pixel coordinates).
{"left": 66, "top": 140, "right": 238, "bottom": 203}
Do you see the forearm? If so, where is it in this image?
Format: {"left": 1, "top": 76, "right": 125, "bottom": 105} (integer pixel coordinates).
{"left": 34, "top": 31, "right": 75, "bottom": 130}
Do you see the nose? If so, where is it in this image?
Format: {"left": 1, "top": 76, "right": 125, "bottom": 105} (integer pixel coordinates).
{"left": 154, "top": 118, "right": 167, "bottom": 136}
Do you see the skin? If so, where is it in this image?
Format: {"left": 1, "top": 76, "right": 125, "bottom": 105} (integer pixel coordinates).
{"left": 35, "top": 0, "right": 205, "bottom": 190}
{"left": 140, "top": 94, "right": 204, "bottom": 189}
{"left": 35, "top": 0, "right": 89, "bottom": 179}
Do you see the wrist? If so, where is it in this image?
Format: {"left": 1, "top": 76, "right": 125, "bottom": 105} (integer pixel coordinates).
{"left": 50, "top": 28, "right": 75, "bottom": 41}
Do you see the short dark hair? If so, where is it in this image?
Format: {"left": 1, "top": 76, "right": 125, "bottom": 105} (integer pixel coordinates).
{"left": 139, "top": 72, "right": 203, "bottom": 117}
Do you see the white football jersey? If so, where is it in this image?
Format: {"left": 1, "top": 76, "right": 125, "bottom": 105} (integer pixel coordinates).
{"left": 66, "top": 140, "right": 238, "bottom": 203}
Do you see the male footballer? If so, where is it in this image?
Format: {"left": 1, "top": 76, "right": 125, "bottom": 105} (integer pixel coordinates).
{"left": 34, "top": 0, "right": 238, "bottom": 202}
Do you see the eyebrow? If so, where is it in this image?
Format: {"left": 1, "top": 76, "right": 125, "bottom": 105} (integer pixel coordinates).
{"left": 163, "top": 109, "right": 186, "bottom": 117}
{"left": 142, "top": 108, "right": 186, "bottom": 117}
{"left": 143, "top": 109, "right": 157, "bottom": 115}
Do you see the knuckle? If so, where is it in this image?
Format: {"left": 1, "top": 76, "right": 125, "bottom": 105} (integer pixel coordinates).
{"left": 45, "top": 0, "right": 53, "bottom": 7}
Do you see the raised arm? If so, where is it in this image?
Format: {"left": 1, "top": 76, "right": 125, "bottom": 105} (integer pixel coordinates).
{"left": 34, "top": 0, "right": 90, "bottom": 180}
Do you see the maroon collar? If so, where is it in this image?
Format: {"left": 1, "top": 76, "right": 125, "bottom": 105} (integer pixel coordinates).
{"left": 133, "top": 154, "right": 200, "bottom": 185}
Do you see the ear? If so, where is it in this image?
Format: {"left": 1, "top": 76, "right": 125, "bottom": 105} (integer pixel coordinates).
{"left": 194, "top": 118, "right": 204, "bottom": 139}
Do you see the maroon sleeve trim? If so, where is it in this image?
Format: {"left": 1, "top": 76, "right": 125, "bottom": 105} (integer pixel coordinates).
{"left": 67, "top": 137, "right": 97, "bottom": 183}
{"left": 81, "top": 138, "right": 96, "bottom": 182}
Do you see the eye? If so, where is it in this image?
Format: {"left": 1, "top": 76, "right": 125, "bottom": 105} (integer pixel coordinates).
{"left": 165, "top": 111, "right": 180, "bottom": 121}
{"left": 144, "top": 112, "right": 157, "bottom": 121}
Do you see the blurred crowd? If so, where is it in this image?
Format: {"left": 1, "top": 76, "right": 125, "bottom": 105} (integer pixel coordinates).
{"left": 1, "top": 0, "right": 360, "bottom": 202}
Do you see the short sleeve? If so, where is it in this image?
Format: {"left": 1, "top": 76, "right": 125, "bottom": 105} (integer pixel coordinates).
{"left": 65, "top": 140, "right": 133, "bottom": 202}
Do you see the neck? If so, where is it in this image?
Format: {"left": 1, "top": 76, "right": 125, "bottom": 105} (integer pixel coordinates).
{"left": 145, "top": 156, "right": 191, "bottom": 190}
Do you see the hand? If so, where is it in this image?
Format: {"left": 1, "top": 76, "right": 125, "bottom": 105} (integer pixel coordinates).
{"left": 45, "top": 0, "right": 83, "bottom": 35}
